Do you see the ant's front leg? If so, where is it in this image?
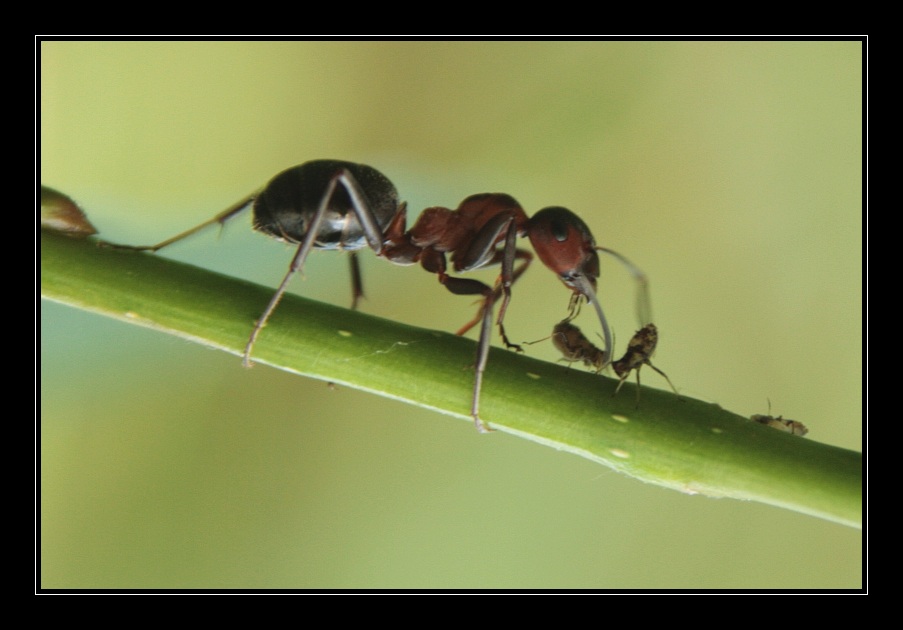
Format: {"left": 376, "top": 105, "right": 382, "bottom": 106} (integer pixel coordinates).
{"left": 454, "top": 247, "right": 532, "bottom": 342}
{"left": 455, "top": 215, "right": 531, "bottom": 352}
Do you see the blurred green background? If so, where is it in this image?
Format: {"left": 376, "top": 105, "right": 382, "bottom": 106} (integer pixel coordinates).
{"left": 40, "top": 41, "right": 862, "bottom": 589}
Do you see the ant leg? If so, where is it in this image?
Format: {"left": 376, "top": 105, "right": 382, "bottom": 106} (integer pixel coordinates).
{"left": 596, "top": 246, "right": 652, "bottom": 327}
{"left": 442, "top": 274, "right": 497, "bottom": 432}
{"left": 454, "top": 213, "right": 525, "bottom": 349}
{"left": 455, "top": 249, "right": 532, "bottom": 342}
{"left": 494, "top": 221, "right": 528, "bottom": 352}
{"left": 243, "top": 221, "right": 323, "bottom": 367}
{"left": 349, "top": 252, "right": 363, "bottom": 310}
{"left": 243, "top": 169, "right": 389, "bottom": 366}
{"left": 425, "top": 250, "right": 497, "bottom": 432}
{"left": 99, "top": 191, "right": 259, "bottom": 252}
{"left": 470, "top": 290, "right": 495, "bottom": 433}
{"left": 330, "top": 169, "right": 391, "bottom": 253}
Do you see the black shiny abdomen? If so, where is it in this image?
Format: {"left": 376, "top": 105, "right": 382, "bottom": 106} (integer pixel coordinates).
{"left": 252, "top": 159, "right": 399, "bottom": 250}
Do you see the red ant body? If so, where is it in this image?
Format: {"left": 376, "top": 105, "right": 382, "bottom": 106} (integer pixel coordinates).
{"left": 103, "top": 159, "right": 630, "bottom": 432}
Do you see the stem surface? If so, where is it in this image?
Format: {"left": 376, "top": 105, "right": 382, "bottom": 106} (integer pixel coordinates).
{"left": 40, "top": 230, "right": 862, "bottom": 529}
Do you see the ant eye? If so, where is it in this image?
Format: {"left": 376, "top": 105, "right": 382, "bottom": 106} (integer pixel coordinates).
{"left": 550, "top": 218, "right": 570, "bottom": 242}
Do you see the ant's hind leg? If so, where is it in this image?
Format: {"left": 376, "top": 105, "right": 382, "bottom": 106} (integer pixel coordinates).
{"left": 99, "top": 191, "right": 259, "bottom": 252}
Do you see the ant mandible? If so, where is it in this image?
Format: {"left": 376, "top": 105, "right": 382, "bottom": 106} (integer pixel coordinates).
{"left": 103, "top": 159, "right": 625, "bottom": 433}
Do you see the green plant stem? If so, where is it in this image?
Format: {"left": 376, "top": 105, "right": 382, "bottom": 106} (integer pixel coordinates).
{"left": 40, "top": 230, "right": 862, "bottom": 529}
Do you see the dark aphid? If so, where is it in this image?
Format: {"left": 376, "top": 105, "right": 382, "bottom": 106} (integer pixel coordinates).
{"left": 751, "top": 414, "right": 808, "bottom": 436}
{"left": 550, "top": 319, "right": 607, "bottom": 371}
{"left": 612, "top": 323, "right": 679, "bottom": 405}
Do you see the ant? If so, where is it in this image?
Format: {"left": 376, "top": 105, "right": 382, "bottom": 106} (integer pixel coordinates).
{"left": 101, "top": 159, "right": 636, "bottom": 433}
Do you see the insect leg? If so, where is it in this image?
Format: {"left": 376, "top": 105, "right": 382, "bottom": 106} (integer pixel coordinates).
{"left": 442, "top": 275, "right": 497, "bottom": 433}
{"left": 99, "top": 191, "right": 259, "bottom": 252}
{"left": 244, "top": 169, "right": 386, "bottom": 366}
{"left": 349, "top": 252, "right": 364, "bottom": 310}
{"left": 470, "top": 289, "right": 495, "bottom": 433}
{"left": 423, "top": 247, "right": 497, "bottom": 433}
{"left": 455, "top": 248, "right": 532, "bottom": 341}
{"left": 647, "top": 362, "right": 680, "bottom": 396}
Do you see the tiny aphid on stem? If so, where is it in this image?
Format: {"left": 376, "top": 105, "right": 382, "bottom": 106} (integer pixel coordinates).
{"left": 750, "top": 412, "right": 808, "bottom": 436}
{"left": 611, "top": 324, "right": 679, "bottom": 405}
{"left": 550, "top": 319, "right": 607, "bottom": 371}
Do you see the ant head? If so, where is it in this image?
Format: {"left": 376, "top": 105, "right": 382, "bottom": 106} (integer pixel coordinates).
{"left": 527, "top": 207, "right": 613, "bottom": 369}
{"left": 526, "top": 207, "right": 600, "bottom": 293}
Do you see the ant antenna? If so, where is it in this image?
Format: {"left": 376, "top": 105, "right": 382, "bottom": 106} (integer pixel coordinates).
{"left": 596, "top": 247, "right": 652, "bottom": 327}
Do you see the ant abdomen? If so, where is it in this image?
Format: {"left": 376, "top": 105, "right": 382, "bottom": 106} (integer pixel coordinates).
{"left": 252, "top": 160, "right": 400, "bottom": 250}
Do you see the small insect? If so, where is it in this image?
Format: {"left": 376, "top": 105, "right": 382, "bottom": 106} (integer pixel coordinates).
{"left": 40, "top": 185, "right": 98, "bottom": 237}
{"left": 530, "top": 250, "right": 651, "bottom": 370}
{"left": 101, "top": 159, "right": 643, "bottom": 432}
{"left": 750, "top": 413, "right": 808, "bottom": 436}
{"left": 611, "top": 323, "right": 679, "bottom": 404}
{"left": 550, "top": 319, "right": 606, "bottom": 371}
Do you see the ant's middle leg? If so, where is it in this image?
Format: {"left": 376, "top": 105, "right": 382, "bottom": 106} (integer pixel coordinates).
{"left": 419, "top": 249, "right": 499, "bottom": 432}
{"left": 437, "top": 272, "right": 497, "bottom": 434}
{"left": 349, "top": 252, "right": 364, "bottom": 310}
